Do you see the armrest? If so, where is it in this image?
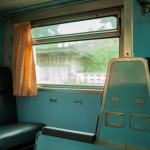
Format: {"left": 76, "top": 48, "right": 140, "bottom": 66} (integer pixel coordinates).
{"left": 42, "top": 126, "right": 96, "bottom": 143}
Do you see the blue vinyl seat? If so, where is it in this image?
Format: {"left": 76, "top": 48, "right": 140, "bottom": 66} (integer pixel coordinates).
{"left": 0, "top": 67, "right": 45, "bottom": 150}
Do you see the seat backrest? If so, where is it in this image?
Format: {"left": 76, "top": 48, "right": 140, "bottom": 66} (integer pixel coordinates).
{"left": 0, "top": 67, "right": 17, "bottom": 125}
{"left": 96, "top": 58, "right": 150, "bottom": 150}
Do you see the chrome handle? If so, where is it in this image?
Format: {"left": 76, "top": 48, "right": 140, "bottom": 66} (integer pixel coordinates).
{"left": 49, "top": 98, "right": 57, "bottom": 102}
{"left": 74, "top": 100, "right": 82, "bottom": 105}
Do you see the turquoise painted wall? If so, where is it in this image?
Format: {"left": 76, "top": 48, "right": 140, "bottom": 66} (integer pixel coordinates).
{"left": 16, "top": 91, "right": 102, "bottom": 133}
{"left": 133, "top": 0, "right": 150, "bottom": 57}
{"left": 0, "top": 16, "right": 5, "bottom": 66}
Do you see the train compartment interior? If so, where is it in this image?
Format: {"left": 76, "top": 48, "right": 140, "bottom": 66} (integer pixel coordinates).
{"left": 0, "top": 0, "right": 150, "bottom": 150}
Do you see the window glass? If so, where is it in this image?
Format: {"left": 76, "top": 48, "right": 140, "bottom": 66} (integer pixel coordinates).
{"left": 31, "top": 16, "right": 117, "bottom": 38}
{"left": 33, "top": 38, "right": 119, "bottom": 86}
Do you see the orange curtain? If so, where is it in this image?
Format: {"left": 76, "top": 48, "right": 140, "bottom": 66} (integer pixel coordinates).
{"left": 13, "top": 22, "right": 38, "bottom": 96}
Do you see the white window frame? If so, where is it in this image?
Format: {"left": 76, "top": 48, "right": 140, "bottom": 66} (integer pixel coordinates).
{"left": 31, "top": 7, "right": 123, "bottom": 94}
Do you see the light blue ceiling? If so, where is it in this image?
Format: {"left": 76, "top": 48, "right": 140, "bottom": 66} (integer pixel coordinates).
{"left": 1, "top": 0, "right": 93, "bottom": 17}
{"left": 0, "top": 0, "right": 54, "bottom": 13}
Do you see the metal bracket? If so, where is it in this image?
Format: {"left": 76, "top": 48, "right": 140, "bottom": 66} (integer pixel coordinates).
{"left": 74, "top": 100, "right": 82, "bottom": 105}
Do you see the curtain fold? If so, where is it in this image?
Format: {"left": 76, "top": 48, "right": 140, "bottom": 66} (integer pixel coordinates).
{"left": 13, "top": 22, "right": 38, "bottom": 96}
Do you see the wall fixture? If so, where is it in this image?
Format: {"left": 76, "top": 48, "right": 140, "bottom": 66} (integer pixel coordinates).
{"left": 137, "top": 0, "right": 150, "bottom": 15}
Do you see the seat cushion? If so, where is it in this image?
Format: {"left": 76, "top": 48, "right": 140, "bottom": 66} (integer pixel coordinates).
{"left": 42, "top": 126, "right": 96, "bottom": 143}
{"left": 0, "top": 123, "right": 45, "bottom": 150}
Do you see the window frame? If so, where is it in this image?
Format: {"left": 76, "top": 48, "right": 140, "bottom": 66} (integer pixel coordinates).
{"left": 32, "top": 8, "right": 121, "bottom": 44}
{"left": 31, "top": 7, "right": 124, "bottom": 93}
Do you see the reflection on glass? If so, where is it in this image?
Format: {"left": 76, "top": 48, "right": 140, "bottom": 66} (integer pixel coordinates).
{"left": 33, "top": 38, "right": 119, "bottom": 86}
{"left": 32, "top": 16, "right": 117, "bottom": 38}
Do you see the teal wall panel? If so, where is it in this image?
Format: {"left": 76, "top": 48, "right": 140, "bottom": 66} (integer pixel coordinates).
{"left": 0, "top": 16, "right": 5, "bottom": 66}
{"left": 16, "top": 91, "right": 102, "bottom": 133}
{"left": 100, "top": 59, "right": 150, "bottom": 148}
{"left": 133, "top": 0, "right": 150, "bottom": 57}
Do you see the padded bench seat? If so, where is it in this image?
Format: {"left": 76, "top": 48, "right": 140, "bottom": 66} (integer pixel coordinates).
{"left": 42, "top": 126, "right": 96, "bottom": 144}
{"left": 0, "top": 123, "right": 44, "bottom": 150}
{"left": 0, "top": 67, "right": 45, "bottom": 149}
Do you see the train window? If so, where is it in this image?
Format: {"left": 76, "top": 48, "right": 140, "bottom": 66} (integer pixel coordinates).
{"left": 31, "top": 16, "right": 117, "bottom": 38}
{"left": 31, "top": 15, "right": 120, "bottom": 86}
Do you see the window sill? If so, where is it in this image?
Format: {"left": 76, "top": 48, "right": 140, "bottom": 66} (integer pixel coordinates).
{"left": 38, "top": 84, "right": 104, "bottom": 94}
